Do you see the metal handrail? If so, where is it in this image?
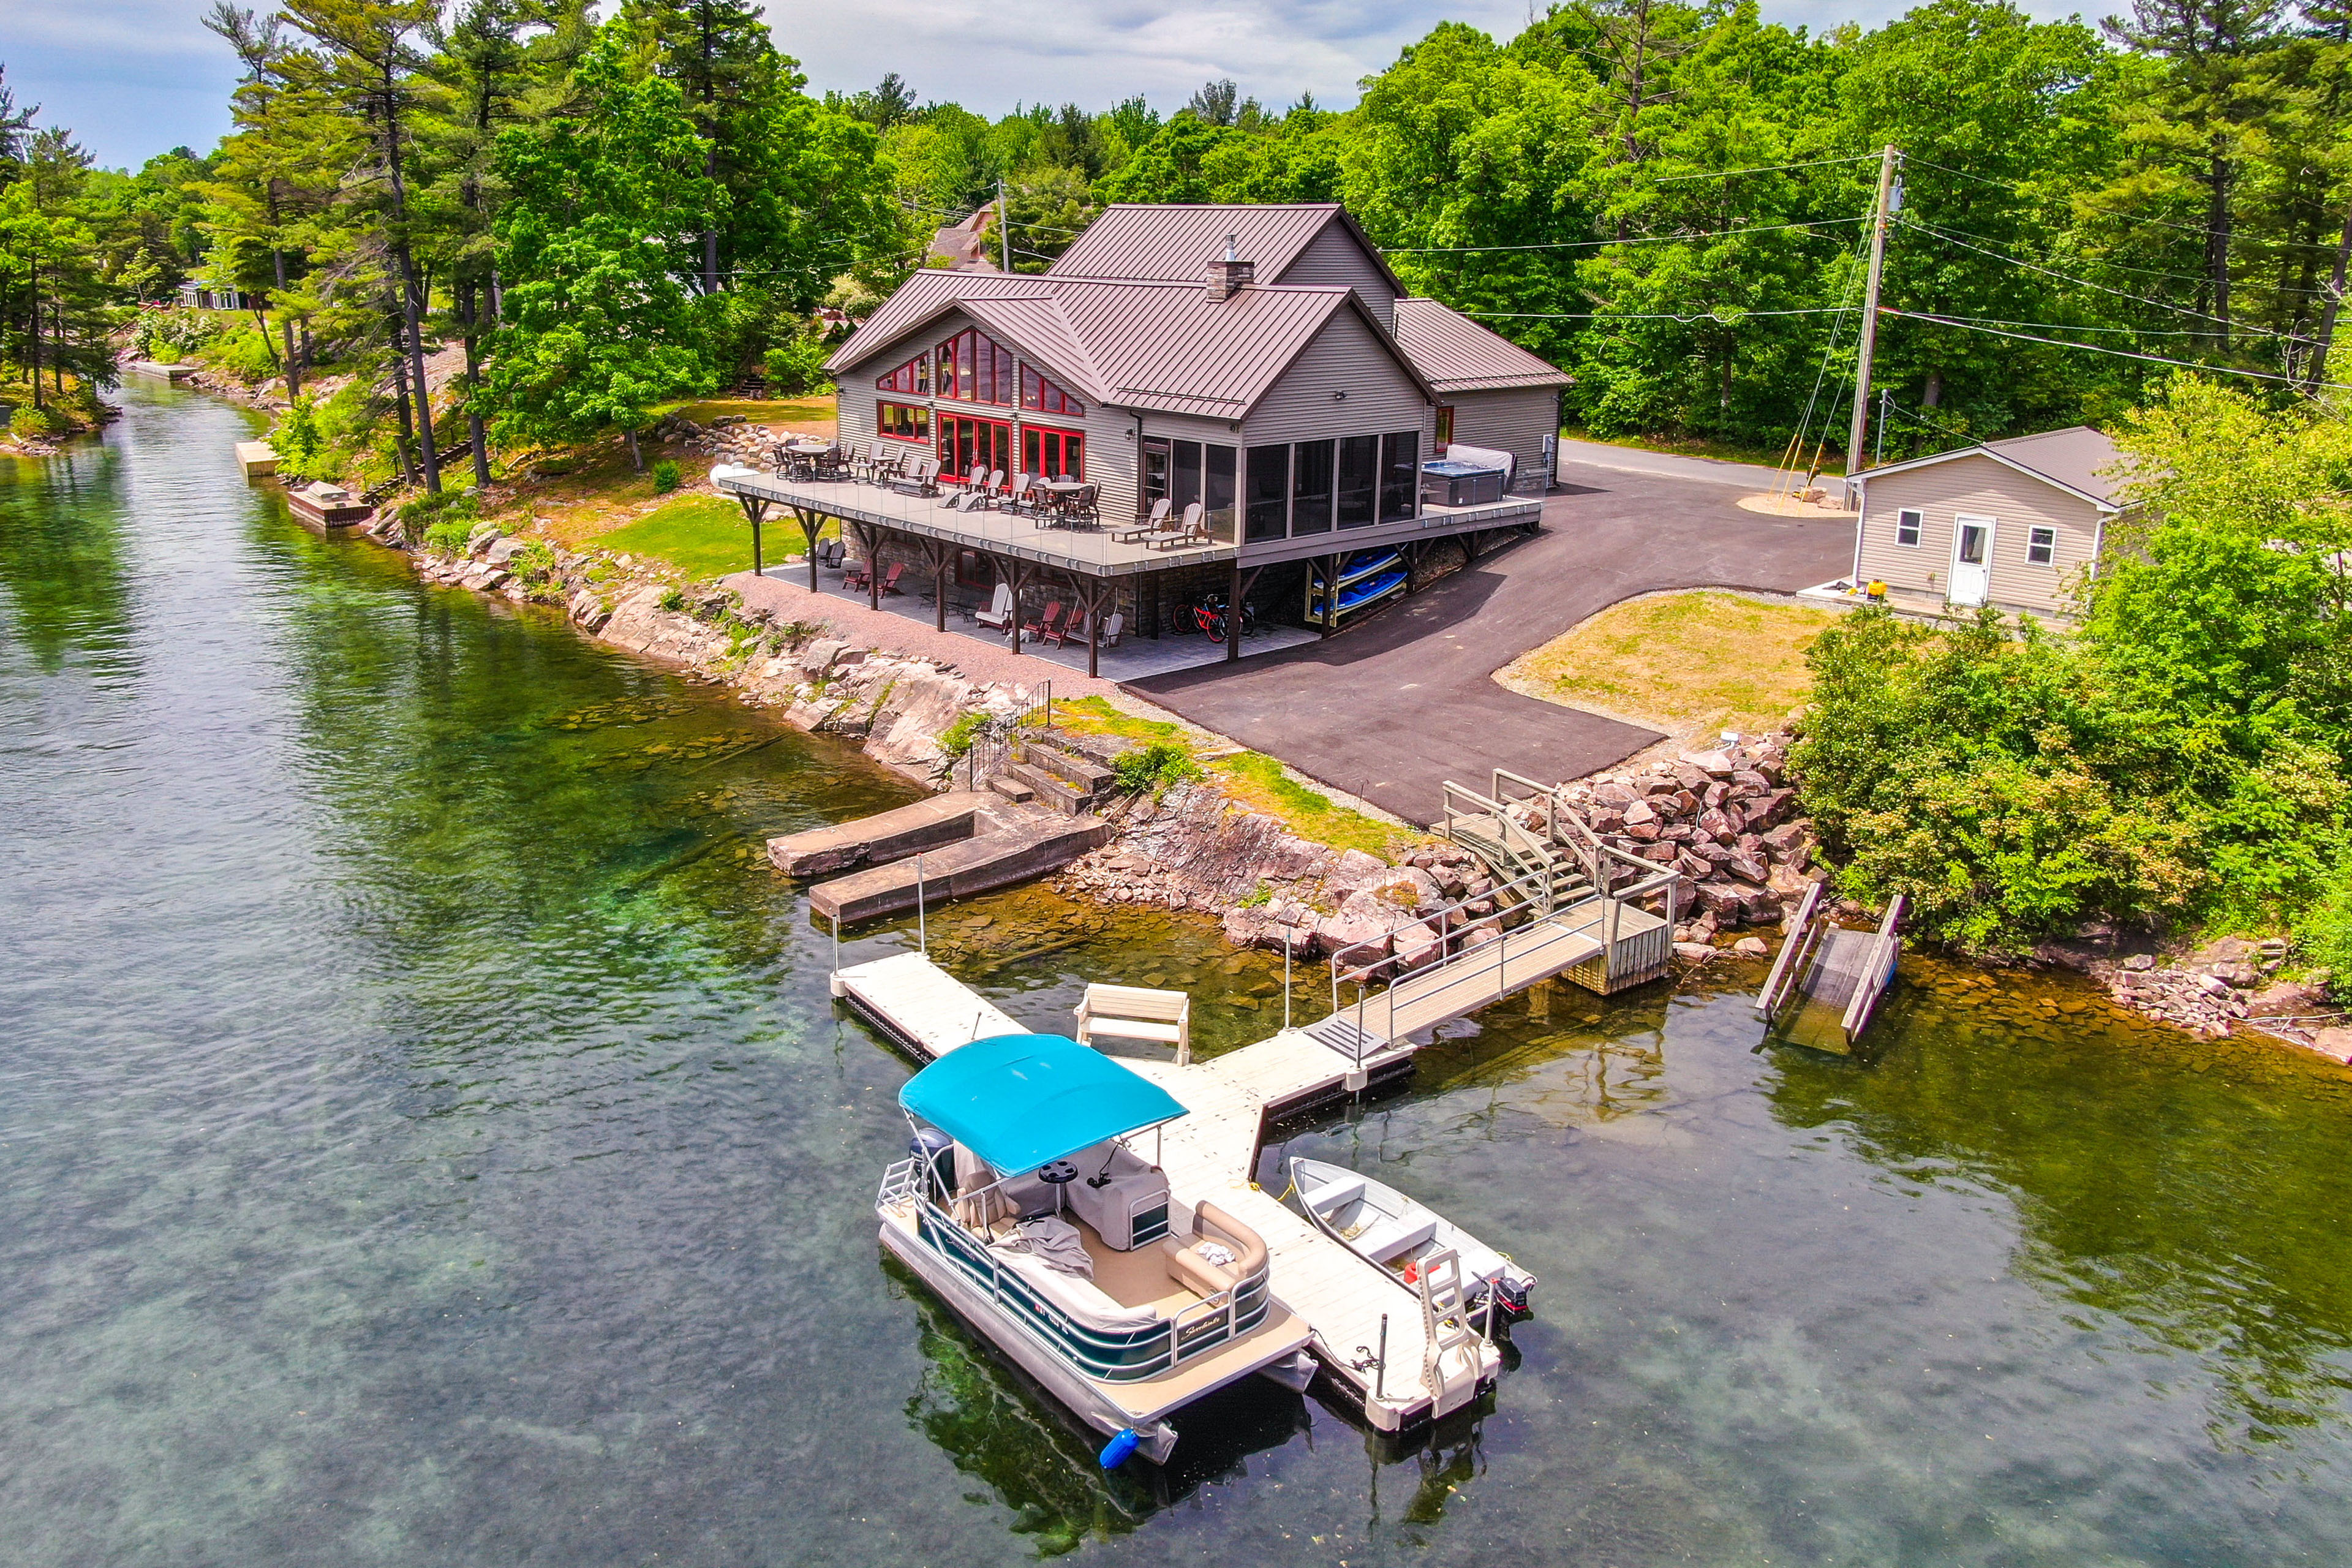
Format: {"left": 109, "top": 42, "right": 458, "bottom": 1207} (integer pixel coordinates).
{"left": 1442, "top": 778, "right": 1562, "bottom": 907}
{"left": 1755, "top": 880, "right": 1826, "bottom": 1019}
{"left": 1839, "top": 894, "right": 1906, "bottom": 1042}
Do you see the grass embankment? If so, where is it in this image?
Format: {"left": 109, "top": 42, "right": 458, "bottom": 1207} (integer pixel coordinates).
{"left": 1499, "top": 590, "right": 1841, "bottom": 747}
{"left": 654, "top": 394, "right": 834, "bottom": 431}
{"left": 3, "top": 372, "right": 108, "bottom": 443}
{"left": 1562, "top": 424, "right": 1842, "bottom": 473}
{"left": 1050, "top": 696, "right": 1420, "bottom": 861}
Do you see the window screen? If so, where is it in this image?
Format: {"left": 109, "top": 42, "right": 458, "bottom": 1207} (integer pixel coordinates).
{"left": 1336, "top": 435, "right": 1379, "bottom": 528}
{"left": 1291, "top": 440, "right": 1335, "bottom": 537}
{"left": 1246, "top": 445, "right": 1290, "bottom": 542}
{"left": 1378, "top": 431, "right": 1419, "bottom": 522}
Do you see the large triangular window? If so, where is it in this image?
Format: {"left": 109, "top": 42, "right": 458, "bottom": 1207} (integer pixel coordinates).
{"left": 1020, "top": 365, "right": 1085, "bottom": 418}
{"left": 875, "top": 352, "right": 930, "bottom": 395}
{"left": 934, "top": 328, "right": 1016, "bottom": 405}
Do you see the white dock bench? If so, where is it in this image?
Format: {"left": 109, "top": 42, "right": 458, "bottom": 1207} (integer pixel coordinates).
{"left": 1074, "top": 984, "right": 1192, "bottom": 1063}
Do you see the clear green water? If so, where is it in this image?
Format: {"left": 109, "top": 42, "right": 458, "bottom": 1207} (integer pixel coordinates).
{"left": 6, "top": 383, "right": 2352, "bottom": 1566}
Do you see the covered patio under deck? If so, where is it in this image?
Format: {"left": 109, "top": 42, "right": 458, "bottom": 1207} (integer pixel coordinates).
{"left": 711, "top": 466, "right": 1546, "bottom": 680}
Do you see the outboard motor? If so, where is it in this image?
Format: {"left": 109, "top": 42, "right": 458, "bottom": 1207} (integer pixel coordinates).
{"left": 908, "top": 1127, "right": 956, "bottom": 1200}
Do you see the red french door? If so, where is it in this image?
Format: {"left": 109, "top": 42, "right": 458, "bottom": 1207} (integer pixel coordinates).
{"left": 938, "top": 414, "right": 1013, "bottom": 480}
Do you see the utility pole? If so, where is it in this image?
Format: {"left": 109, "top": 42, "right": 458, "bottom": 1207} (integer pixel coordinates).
{"left": 1844, "top": 144, "right": 1901, "bottom": 501}
{"left": 1874, "top": 386, "right": 1890, "bottom": 467}
{"left": 998, "top": 177, "right": 1012, "bottom": 273}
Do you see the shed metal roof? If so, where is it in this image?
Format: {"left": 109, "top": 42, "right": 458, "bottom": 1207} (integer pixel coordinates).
{"left": 1392, "top": 297, "right": 1572, "bottom": 393}
{"left": 1853, "top": 425, "right": 2133, "bottom": 508}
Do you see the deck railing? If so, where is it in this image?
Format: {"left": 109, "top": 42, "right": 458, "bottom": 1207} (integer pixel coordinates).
{"left": 878, "top": 1169, "right": 1269, "bottom": 1382}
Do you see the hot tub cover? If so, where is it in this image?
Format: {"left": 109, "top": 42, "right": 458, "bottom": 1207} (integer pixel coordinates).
{"left": 900, "top": 1033, "right": 1186, "bottom": 1175}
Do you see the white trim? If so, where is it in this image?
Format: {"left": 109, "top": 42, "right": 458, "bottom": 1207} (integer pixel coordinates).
{"left": 2024, "top": 524, "right": 2058, "bottom": 565}
{"left": 1894, "top": 507, "right": 1924, "bottom": 546}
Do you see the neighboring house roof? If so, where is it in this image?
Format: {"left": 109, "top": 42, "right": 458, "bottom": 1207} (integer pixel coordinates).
{"left": 925, "top": 206, "right": 1000, "bottom": 271}
{"left": 1392, "top": 297, "right": 1572, "bottom": 393}
{"left": 1853, "top": 424, "right": 2134, "bottom": 510}
{"left": 1049, "top": 203, "right": 1411, "bottom": 300}
{"left": 829, "top": 269, "right": 1431, "bottom": 421}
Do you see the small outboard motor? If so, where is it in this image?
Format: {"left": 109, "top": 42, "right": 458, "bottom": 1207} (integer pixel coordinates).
{"left": 908, "top": 1126, "right": 956, "bottom": 1199}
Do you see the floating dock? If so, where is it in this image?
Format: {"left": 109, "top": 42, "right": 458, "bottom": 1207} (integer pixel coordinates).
{"left": 832, "top": 948, "right": 1501, "bottom": 1433}
{"left": 235, "top": 440, "right": 279, "bottom": 478}
{"left": 1755, "top": 885, "right": 1904, "bottom": 1052}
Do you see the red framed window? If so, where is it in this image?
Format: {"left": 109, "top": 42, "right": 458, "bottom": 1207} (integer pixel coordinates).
{"left": 1020, "top": 365, "right": 1084, "bottom": 418}
{"left": 877, "top": 402, "right": 930, "bottom": 442}
{"left": 937, "top": 413, "right": 1013, "bottom": 479}
{"left": 1020, "top": 424, "right": 1084, "bottom": 480}
{"left": 935, "top": 328, "right": 1014, "bottom": 405}
{"left": 876, "top": 352, "right": 930, "bottom": 395}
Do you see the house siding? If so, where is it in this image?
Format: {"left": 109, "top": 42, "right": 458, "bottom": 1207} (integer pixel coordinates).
{"left": 1444, "top": 387, "right": 1559, "bottom": 494}
{"left": 1275, "top": 223, "right": 1398, "bottom": 330}
{"left": 1855, "top": 453, "right": 2103, "bottom": 617}
{"left": 1242, "top": 309, "right": 1429, "bottom": 445}
{"left": 834, "top": 307, "right": 1133, "bottom": 515}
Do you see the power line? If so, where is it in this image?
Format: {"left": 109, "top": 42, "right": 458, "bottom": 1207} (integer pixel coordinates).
{"left": 1896, "top": 218, "right": 2315, "bottom": 344}
{"left": 1902, "top": 154, "right": 2310, "bottom": 253}
{"left": 1379, "top": 216, "right": 1865, "bottom": 255}
{"left": 1888, "top": 309, "right": 2347, "bottom": 389}
{"left": 1456, "top": 306, "right": 1852, "bottom": 322}
{"left": 1654, "top": 153, "right": 1882, "bottom": 183}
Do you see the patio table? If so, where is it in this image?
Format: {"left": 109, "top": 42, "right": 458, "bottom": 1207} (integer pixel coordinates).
{"left": 1035, "top": 478, "right": 1085, "bottom": 525}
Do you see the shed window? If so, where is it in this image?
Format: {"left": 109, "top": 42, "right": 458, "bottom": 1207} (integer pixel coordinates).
{"left": 877, "top": 402, "right": 930, "bottom": 443}
{"left": 875, "top": 352, "right": 931, "bottom": 396}
{"left": 1895, "top": 508, "right": 1923, "bottom": 547}
{"left": 2026, "top": 525, "right": 2057, "bottom": 565}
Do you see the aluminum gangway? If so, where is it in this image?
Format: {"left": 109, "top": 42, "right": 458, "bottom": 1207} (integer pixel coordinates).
{"left": 1754, "top": 884, "right": 1905, "bottom": 1052}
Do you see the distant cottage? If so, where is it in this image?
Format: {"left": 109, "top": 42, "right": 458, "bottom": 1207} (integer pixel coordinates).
{"left": 1849, "top": 426, "right": 2136, "bottom": 619}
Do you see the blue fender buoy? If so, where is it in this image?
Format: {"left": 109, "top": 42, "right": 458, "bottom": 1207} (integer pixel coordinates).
{"left": 1098, "top": 1428, "right": 1141, "bottom": 1469}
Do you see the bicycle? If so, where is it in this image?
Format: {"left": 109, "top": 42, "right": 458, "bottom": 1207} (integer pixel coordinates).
{"left": 1188, "top": 591, "right": 1260, "bottom": 645}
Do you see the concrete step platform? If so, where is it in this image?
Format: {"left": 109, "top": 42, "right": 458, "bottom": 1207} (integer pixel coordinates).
{"left": 769, "top": 791, "right": 998, "bottom": 876}
{"left": 810, "top": 807, "right": 1114, "bottom": 922}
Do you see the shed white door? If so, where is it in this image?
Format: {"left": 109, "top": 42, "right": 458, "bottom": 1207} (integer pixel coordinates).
{"left": 1950, "top": 514, "right": 1995, "bottom": 606}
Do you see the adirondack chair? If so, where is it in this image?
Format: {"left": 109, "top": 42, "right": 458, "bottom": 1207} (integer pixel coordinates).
{"left": 841, "top": 556, "right": 872, "bottom": 591}
{"left": 877, "top": 562, "right": 907, "bottom": 595}
{"left": 1002, "top": 472, "right": 1036, "bottom": 513}
{"left": 1115, "top": 498, "right": 1171, "bottom": 543}
{"left": 1148, "top": 503, "right": 1203, "bottom": 550}
{"left": 973, "top": 581, "right": 1016, "bottom": 632}
{"left": 1022, "top": 600, "right": 1065, "bottom": 645}
{"left": 1050, "top": 606, "right": 1084, "bottom": 647}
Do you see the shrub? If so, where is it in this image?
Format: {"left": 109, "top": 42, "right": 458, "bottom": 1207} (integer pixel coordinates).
{"left": 11, "top": 404, "right": 62, "bottom": 439}
{"left": 401, "top": 489, "right": 483, "bottom": 552}
{"left": 2299, "top": 862, "right": 2352, "bottom": 1003}
{"left": 273, "top": 396, "right": 323, "bottom": 477}
{"left": 650, "top": 458, "right": 682, "bottom": 493}
{"left": 424, "top": 519, "right": 473, "bottom": 554}
{"left": 507, "top": 540, "right": 558, "bottom": 582}
{"left": 210, "top": 325, "right": 282, "bottom": 383}
{"left": 764, "top": 329, "right": 834, "bottom": 396}
{"left": 1112, "top": 741, "right": 1202, "bottom": 800}
{"left": 938, "top": 712, "right": 989, "bottom": 759}
{"left": 658, "top": 587, "right": 687, "bottom": 612}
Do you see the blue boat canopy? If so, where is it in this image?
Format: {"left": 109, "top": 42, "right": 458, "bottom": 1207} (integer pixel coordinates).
{"left": 899, "top": 1034, "right": 1187, "bottom": 1175}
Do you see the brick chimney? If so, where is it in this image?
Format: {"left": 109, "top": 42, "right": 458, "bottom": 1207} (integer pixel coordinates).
{"left": 1205, "top": 233, "right": 1254, "bottom": 300}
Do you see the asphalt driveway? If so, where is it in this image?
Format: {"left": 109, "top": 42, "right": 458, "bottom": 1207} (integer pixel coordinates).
{"left": 1125, "top": 455, "right": 1852, "bottom": 826}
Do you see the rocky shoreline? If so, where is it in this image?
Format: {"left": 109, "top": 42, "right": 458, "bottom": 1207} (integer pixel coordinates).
{"left": 370, "top": 502, "right": 2352, "bottom": 1060}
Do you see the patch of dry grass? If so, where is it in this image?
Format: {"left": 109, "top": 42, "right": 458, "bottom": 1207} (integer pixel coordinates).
{"left": 657, "top": 394, "right": 836, "bottom": 433}
{"left": 1499, "top": 590, "right": 1841, "bottom": 744}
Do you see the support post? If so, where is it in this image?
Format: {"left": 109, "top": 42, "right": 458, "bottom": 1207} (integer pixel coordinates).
{"left": 1844, "top": 144, "right": 1902, "bottom": 495}
{"left": 795, "top": 507, "right": 825, "bottom": 593}
{"left": 916, "top": 853, "right": 926, "bottom": 955}
{"left": 1226, "top": 556, "right": 1245, "bottom": 663}
{"left": 733, "top": 494, "right": 771, "bottom": 578}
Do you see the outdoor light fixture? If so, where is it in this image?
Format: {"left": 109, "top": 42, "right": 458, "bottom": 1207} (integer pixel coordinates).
{"left": 1332, "top": 390, "right": 1346, "bottom": 401}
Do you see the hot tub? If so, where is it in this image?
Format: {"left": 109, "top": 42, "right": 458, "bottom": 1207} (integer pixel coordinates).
{"left": 1420, "top": 460, "right": 1507, "bottom": 508}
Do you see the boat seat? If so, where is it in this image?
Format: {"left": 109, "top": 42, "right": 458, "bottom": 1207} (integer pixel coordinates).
{"left": 1352, "top": 1213, "right": 1439, "bottom": 1264}
{"left": 1303, "top": 1175, "right": 1366, "bottom": 1216}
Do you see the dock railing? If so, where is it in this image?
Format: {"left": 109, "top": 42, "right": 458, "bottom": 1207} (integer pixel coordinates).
{"left": 1754, "top": 880, "right": 1827, "bottom": 1021}
{"left": 1489, "top": 767, "right": 1684, "bottom": 958}
{"left": 1838, "top": 894, "right": 1906, "bottom": 1044}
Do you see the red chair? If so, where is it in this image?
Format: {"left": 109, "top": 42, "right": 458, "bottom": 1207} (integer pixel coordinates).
{"left": 1022, "top": 601, "right": 1065, "bottom": 644}
{"left": 878, "top": 562, "right": 907, "bottom": 596}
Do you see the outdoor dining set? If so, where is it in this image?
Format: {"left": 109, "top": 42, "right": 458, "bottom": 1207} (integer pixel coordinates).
{"left": 769, "top": 438, "right": 1214, "bottom": 549}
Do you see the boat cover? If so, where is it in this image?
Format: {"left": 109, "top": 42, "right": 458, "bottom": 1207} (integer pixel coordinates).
{"left": 900, "top": 1033, "right": 1186, "bottom": 1175}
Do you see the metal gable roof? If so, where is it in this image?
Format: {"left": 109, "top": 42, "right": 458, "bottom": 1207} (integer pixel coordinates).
{"left": 1049, "top": 203, "right": 1340, "bottom": 283}
{"left": 1852, "top": 426, "right": 2135, "bottom": 510}
{"left": 1392, "top": 298, "right": 1573, "bottom": 393}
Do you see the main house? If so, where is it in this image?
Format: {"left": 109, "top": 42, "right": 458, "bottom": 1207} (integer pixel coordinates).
{"left": 1849, "top": 426, "right": 2134, "bottom": 620}
{"left": 715, "top": 203, "right": 1569, "bottom": 672}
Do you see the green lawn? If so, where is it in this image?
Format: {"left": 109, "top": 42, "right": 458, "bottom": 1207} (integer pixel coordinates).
{"left": 589, "top": 496, "right": 761, "bottom": 581}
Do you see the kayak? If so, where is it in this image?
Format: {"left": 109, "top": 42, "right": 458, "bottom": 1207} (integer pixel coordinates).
{"left": 1289, "top": 1156, "right": 1536, "bottom": 1314}
{"left": 1305, "top": 565, "right": 1408, "bottom": 622}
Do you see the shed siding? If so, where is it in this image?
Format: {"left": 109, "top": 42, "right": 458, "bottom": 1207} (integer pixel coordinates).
{"left": 1242, "top": 309, "right": 1430, "bottom": 446}
{"left": 1276, "top": 224, "right": 1398, "bottom": 330}
{"left": 1446, "top": 388, "right": 1559, "bottom": 494}
{"left": 1855, "top": 453, "right": 2101, "bottom": 616}
{"left": 835, "top": 307, "right": 1133, "bottom": 516}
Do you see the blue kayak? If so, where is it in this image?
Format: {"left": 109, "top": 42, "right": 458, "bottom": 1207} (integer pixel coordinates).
{"left": 1308, "top": 565, "right": 1408, "bottom": 620}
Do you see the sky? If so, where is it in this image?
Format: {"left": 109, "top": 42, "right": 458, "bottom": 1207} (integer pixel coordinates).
{"left": 6, "top": 0, "right": 2101, "bottom": 173}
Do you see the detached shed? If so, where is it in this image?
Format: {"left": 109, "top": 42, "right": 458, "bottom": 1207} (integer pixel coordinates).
{"left": 1849, "top": 426, "right": 2134, "bottom": 619}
